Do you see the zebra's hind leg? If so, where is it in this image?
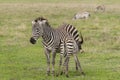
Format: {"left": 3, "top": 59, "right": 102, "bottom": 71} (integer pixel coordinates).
{"left": 60, "top": 57, "right": 66, "bottom": 76}
{"left": 56, "top": 54, "right": 63, "bottom": 77}
{"left": 61, "top": 56, "right": 70, "bottom": 77}
{"left": 65, "top": 56, "right": 70, "bottom": 77}
{"left": 74, "top": 54, "right": 85, "bottom": 76}
{"left": 75, "top": 60, "right": 78, "bottom": 71}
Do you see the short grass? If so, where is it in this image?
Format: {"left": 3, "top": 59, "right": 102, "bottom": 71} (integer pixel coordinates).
{"left": 0, "top": 0, "right": 120, "bottom": 80}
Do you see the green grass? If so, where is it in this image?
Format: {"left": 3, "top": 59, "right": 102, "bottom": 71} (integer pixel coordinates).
{"left": 0, "top": 0, "right": 120, "bottom": 80}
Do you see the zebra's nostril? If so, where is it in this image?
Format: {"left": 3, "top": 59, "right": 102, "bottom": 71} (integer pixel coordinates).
{"left": 30, "top": 37, "right": 36, "bottom": 44}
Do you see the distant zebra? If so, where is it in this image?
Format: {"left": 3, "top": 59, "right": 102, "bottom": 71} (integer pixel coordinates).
{"left": 30, "top": 17, "right": 85, "bottom": 77}
{"left": 73, "top": 12, "right": 90, "bottom": 20}
{"left": 95, "top": 5, "right": 105, "bottom": 12}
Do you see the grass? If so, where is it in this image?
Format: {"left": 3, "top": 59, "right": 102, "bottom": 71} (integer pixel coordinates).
{"left": 0, "top": 0, "right": 120, "bottom": 80}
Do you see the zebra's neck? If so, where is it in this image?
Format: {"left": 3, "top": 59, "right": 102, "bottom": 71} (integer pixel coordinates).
{"left": 42, "top": 25, "right": 54, "bottom": 46}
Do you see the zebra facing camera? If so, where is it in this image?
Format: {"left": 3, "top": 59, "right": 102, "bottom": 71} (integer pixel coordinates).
{"left": 30, "top": 37, "right": 36, "bottom": 44}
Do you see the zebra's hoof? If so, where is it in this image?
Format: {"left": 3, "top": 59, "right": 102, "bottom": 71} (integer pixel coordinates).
{"left": 60, "top": 71, "right": 63, "bottom": 75}
{"left": 56, "top": 74, "right": 59, "bottom": 77}
{"left": 81, "top": 72, "right": 85, "bottom": 76}
{"left": 66, "top": 75, "right": 69, "bottom": 78}
{"left": 52, "top": 72, "right": 55, "bottom": 76}
{"left": 76, "top": 67, "right": 78, "bottom": 71}
{"left": 47, "top": 74, "right": 50, "bottom": 76}
{"left": 47, "top": 71, "right": 50, "bottom": 76}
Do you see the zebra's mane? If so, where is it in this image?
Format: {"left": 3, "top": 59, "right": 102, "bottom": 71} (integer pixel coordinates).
{"left": 34, "top": 17, "right": 51, "bottom": 27}
{"left": 34, "top": 17, "right": 47, "bottom": 22}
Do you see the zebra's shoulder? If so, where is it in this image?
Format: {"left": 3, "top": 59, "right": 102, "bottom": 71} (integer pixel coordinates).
{"left": 60, "top": 23, "right": 74, "bottom": 29}
{"left": 56, "top": 23, "right": 68, "bottom": 29}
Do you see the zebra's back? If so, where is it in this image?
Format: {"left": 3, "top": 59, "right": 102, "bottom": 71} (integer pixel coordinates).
{"left": 56, "top": 23, "right": 82, "bottom": 50}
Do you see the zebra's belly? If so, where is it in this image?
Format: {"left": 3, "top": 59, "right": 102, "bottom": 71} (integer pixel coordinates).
{"left": 43, "top": 43, "right": 60, "bottom": 52}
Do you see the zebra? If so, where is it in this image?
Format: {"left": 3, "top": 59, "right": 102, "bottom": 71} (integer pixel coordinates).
{"left": 95, "top": 5, "right": 105, "bottom": 12}
{"left": 30, "top": 17, "right": 85, "bottom": 77}
{"left": 73, "top": 12, "right": 90, "bottom": 20}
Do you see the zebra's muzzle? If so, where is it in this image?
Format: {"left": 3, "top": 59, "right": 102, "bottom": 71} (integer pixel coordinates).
{"left": 30, "top": 37, "right": 36, "bottom": 44}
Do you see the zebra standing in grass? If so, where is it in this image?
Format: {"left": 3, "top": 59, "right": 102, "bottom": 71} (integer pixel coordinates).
{"left": 30, "top": 17, "right": 85, "bottom": 77}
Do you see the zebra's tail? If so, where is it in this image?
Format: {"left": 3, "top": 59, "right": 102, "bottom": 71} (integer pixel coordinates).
{"left": 77, "top": 32, "right": 83, "bottom": 50}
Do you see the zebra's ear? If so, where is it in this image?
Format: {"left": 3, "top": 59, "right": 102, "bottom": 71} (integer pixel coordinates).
{"left": 38, "top": 20, "right": 47, "bottom": 24}
{"left": 32, "top": 21, "right": 36, "bottom": 25}
{"left": 42, "top": 20, "right": 47, "bottom": 23}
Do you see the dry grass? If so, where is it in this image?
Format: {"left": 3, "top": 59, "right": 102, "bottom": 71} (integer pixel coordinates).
{"left": 0, "top": 3, "right": 120, "bottom": 13}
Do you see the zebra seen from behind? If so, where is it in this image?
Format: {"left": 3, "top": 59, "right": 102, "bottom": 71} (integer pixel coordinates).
{"left": 30, "top": 17, "right": 85, "bottom": 77}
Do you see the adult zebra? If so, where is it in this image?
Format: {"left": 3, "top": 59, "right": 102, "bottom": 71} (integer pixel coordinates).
{"left": 30, "top": 17, "right": 85, "bottom": 77}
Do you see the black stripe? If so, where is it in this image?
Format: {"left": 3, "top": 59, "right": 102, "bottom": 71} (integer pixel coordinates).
{"left": 68, "top": 25, "right": 72, "bottom": 32}
{"left": 74, "top": 34, "right": 79, "bottom": 40}
{"left": 73, "top": 30, "right": 78, "bottom": 36}
{"left": 66, "top": 24, "right": 69, "bottom": 29}
{"left": 71, "top": 27, "right": 75, "bottom": 34}
{"left": 47, "top": 32, "right": 54, "bottom": 46}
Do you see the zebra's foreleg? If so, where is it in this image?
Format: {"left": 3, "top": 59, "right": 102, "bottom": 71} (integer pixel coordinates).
{"left": 56, "top": 54, "right": 63, "bottom": 77}
{"left": 51, "top": 50, "right": 56, "bottom": 76}
{"left": 44, "top": 48, "right": 51, "bottom": 76}
{"left": 74, "top": 54, "right": 85, "bottom": 76}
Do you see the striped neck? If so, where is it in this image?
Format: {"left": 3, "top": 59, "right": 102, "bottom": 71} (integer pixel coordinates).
{"left": 42, "top": 25, "right": 54, "bottom": 45}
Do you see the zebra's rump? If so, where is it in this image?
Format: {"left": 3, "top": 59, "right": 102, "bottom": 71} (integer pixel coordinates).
{"left": 57, "top": 23, "right": 80, "bottom": 41}
{"left": 60, "top": 37, "right": 79, "bottom": 57}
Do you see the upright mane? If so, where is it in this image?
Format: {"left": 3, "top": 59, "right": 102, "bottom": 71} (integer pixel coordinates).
{"left": 34, "top": 17, "right": 47, "bottom": 22}
{"left": 34, "top": 17, "right": 50, "bottom": 27}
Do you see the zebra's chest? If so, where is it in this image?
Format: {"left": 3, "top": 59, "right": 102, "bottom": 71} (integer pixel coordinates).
{"left": 42, "top": 41, "right": 60, "bottom": 51}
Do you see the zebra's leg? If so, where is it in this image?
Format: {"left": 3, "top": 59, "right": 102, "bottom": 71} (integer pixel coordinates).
{"left": 44, "top": 48, "right": 51, "bottom": 76}
{"left": 51, "top": 49, "right": 56, "bottom": 76}
{"left": 61, "top": 56, "right": 70, "bottom": 77}
{"left": 61, "top": 56, "right": 68, "bottom": 75}
{"left": 75, "top": 60, "right": 78, "bottom": 71}
{"left": 56, "top": 54, "right": 63, "bottom": 76}
{"left": 74, "top": 54, "right": 85, "bottom": 75}
{"left": 65, "top": 56, "right": 70, "bottom": 77}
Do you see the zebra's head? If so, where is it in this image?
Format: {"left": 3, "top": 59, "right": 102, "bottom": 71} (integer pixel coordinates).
{"left": 30, "top": 17, "right": 48, "bottom": 44}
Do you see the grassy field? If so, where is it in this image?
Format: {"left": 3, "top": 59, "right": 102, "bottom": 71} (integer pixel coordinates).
{"left": 0, "top": 0, "right": 120, "bottom": 80}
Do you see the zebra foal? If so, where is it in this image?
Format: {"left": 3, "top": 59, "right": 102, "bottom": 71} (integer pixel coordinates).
{"left": 30, "top": 17, "right": 84, "bottom": 77}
